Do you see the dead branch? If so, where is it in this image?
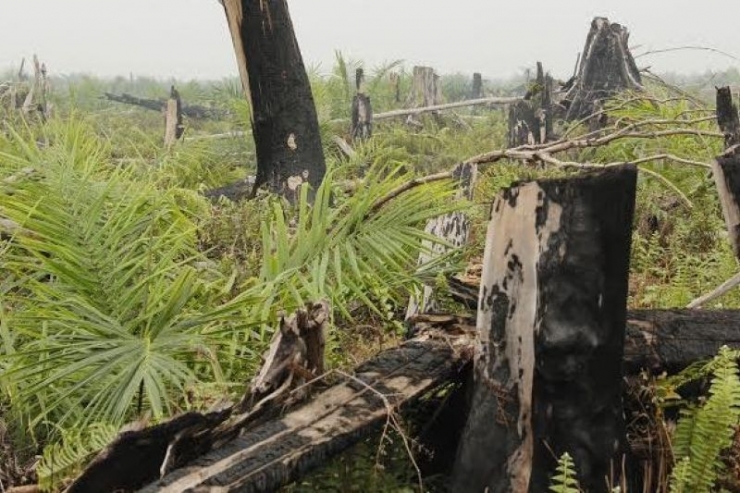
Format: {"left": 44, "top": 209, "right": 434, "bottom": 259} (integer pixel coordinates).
{"left": 374, "top": 97, "right": 521, "bottom": 121}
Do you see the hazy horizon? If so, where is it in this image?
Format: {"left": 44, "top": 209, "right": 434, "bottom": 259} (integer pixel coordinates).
{"left": 1, "top": 1, "right": 739, "bottom": 81}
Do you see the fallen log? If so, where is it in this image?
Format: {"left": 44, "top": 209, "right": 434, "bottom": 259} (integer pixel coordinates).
{"left": 374, "top": 96, "right": 520, "bottom": 121}
{"left": 65, "top": 317, "right": 472, "bottom": 493}
{"left": 448, "top": 274, "right": 740, "bottom": 373}
{"left": 103, "top": 92, "right": 226, "bottom": 120}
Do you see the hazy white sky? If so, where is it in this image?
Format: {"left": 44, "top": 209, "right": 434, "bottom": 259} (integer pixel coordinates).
{"left": 1, "top": 0, "right": 738, "bottom": 80}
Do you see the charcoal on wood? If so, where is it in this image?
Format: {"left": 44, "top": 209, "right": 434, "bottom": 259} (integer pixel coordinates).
{"left": 103, "top": 92, "right": 225, "bottom": 119}
{"left": 563, "top": 17, "right": 642, "bottom": 122}
{"left": 508, "top": 62, "right": 554, "bottom": 147}
{"left": 351, "top": 68, "right": 373, "bottom": 140}
{"left": 222, "top": 0, "right": 326, "bottom": 201}
{"left": 139, "top": 331, "right": 473, "bottom": 493}
{"left": 452, "top": 165, "right": 637, "bottom": 492}
{"left": 163, "top": 86, "right": 184, "bottom": 149}
{"left": 716, "top": 86, "right": 740, "bottom": 149}
{"left": 406, "top": 162, "right": 478, "bottom": 319}
{"left": 712, "top": 145, "right": 740, "bottom": 260}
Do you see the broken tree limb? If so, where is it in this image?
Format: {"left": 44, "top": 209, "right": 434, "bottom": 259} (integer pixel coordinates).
{"left": 374, "top": 96, "right": 520, "bottom": 121}
{"left": 452, "top": 165, "right": 637, "bottom": 493}
{"left": 686, "top": 271, "right": 740, "bottom": 309}
{"left": 405, "top": 162, "right": 478, "bottom": 319}
{"left": 103, "top": 92, "right": 227, "bottom": 119}
{"left": 563, "top": 17, "right": 643, "bottom": 122}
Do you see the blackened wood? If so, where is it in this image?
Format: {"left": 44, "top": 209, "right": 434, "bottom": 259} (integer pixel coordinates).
{"left": 163, "top": 86, "right": 184, "bottom": 149}
{"left": 712, "top": 146, "right": 740, "bottom": 260}
{"left": 624, "top": 309, "right": 740, "bottom": 374}
{"left": 508, "top": 62, "right": 554, "bottom": 147}
{"left": 351, "top": 68, "right": 373, "bottom": 140}
{"left": 222, "top": 0, "right": 326, "bottom": 200}
{"left": 406, "top": 162, "right": 478, "bottom": 318}
{"left": 138, "top": 332, "right": 473, "bottom": 493}
{"left": 242, "top": 301, "right": 329, "bottom": 410}
{"left": 716, "top": 86, "right": 740, "bottom": 148}
{"left": 471, "top": 72, "right": 483, "bottom": 100}
{"left": 452, "top": 165, "right": 637, "bottom": 493}
{"left": 103, "top": 92, "right": 225, "bottom": 119}
{"left": 563, "top": 17, "right": 643, "bottom": 122}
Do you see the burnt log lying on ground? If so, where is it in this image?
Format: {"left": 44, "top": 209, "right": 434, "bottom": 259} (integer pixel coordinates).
{"left": 452, "top": 166, "right": 637, "bottom": 492}
{"left": 66, "top": 318, "right": 473, "bottom": 493}
{"left": 449, "top": 275, "right": 740, "bottom": 374}
{"left": 64, "top": 307, "right": 740, "bottom": 492}
{"left": 562, "top": 17, "right": 643, "bottom": 123}
{"left": 103, "top": 92, "right": 226, "bottom": 119}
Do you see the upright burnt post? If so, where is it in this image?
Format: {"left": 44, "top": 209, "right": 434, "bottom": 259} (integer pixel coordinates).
{"left": 164, "top": 85, "right": 184, "bottom": 149}
{"left": 712, "top": 88, "right": 740, "bottom": 260}
{"left": 222, "top": 0, "right": 326, "bottom": 199}
{"left": 508, "top": 62, "right": 554, "bottom": 147}
{"left": 351, "top": 68, "right": 373, "bottom": 140}
{"left": 452, "top": 165, "right": 637, "bottom": 492}
{"left": 563, "top": 17, "right": 643, "bottom": 122}
{"left": 471, "top": 72, "right": 483, "bottom": 100}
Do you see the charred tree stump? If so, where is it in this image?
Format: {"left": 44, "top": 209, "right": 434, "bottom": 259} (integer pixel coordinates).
{"left": 712, "top": 88, "right": 740, "bottom": 260}
{"left": 563, "top": 17, "right": 643, "bottom": 122}
{"left": 508, "top": 62, "right": 554, "bottom": 147}
{"left": 407, "top": 66, "right": 443, "bottom": 108}
{"left": 163, "top": 86, "right": 184, "bottom": 150}
{"left": 405, "top": 162, "right": 478, "bottom": 319}
{"left": 222, "top": 0, "right": 326, "bottom": 201}
{"left": 351, "top": 68, "right": 373, "bottom": 140}
{"left": 471, "top": 72, "right": 483, "bottom": 100}
{"left": 717, "top": 86, "right": 740, "bottom": 148}
{"left": 452, "top": 165, "right": 638, "bottom": 492}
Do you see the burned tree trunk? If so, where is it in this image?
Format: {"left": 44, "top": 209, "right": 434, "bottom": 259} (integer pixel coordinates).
{"left": 717, "top": 86, "right": 740, "bottom": 148}
{"left": 351, "top": 68, "right": 372, "bottom": 140}
{"left": 508, "top": 62, "right": 554, "bottom": 147}
{"left": 712, "top": 88, "right": 740, "bottom": 260}
{"left": 389, "top": 71, "right": 401, "bottom": 103}
{"left": 407, "top": 66, "right": 443, "bottom": 108}
{"left": 563, "top": 17, "right": 643, "bottom": 122}
{"left": 163, "top": 86, "right": 184, "bottom": 149}
{"left": 222, "top": 0, "right": 326, "bottom": 200}
{"left": 104, "top": 92, "right": 226, "bottom": 119}
{"left": 471, "top": 72, "right": 483, "bottom": 100}
{"left": 452, "top": 165, "right": 637, "bottom": 492}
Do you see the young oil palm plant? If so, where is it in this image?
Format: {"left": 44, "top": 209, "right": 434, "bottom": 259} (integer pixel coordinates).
{"left": 0, "top": 118, "right": 260, "bottom": 437}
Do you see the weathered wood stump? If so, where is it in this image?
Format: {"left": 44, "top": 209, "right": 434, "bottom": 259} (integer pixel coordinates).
{"left": 222, "top": 0, "right": 326, "bottom": 200}
{"left": 508, "top": 62, "right": 554, "bottom": 147}
{"left": 389, "top": 71, "right": 401, "bottom": 103}
{"left": 163, "top": 86, "right": 184, "bottom": 149}
{"left": 471, "top": 72, "right": 483, "bottom": 100}
{"left": 351, "top": 68, "right": 372, "bottom": 140}
{"left": 407, "top": 66, "right": 443, "bottom": 108}
{"left": 562, "top": 17, "right": 643, "bottom": 122}
{"left": 452, "top": 165, "right": 638, "bottom": 492}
